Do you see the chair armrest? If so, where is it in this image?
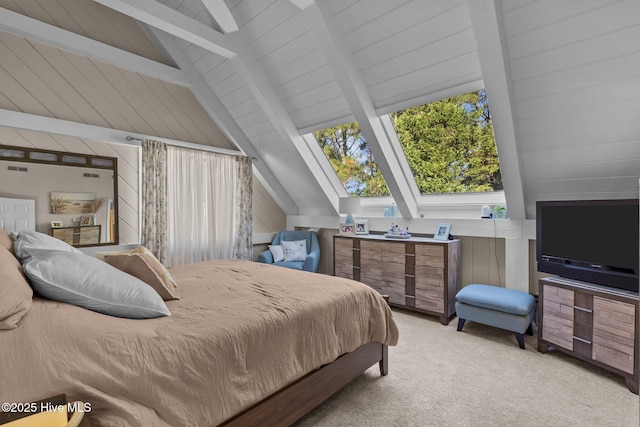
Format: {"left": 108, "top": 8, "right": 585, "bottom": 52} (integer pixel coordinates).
{"left": 66, "top": 403, "right": 85, "bottom": 427}
{"left": 303, "top": 251, "right": 320, "bottom": 272}
{"left": 258, "top": 250, "right": 273, "bottom": 264}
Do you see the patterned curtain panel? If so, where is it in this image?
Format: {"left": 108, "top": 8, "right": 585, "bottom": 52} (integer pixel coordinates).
{"left": 233, "top": 156, "right": 253, "bottom": 260}
{"left": 141, "top": 139, "right": 168, "bottom": 265}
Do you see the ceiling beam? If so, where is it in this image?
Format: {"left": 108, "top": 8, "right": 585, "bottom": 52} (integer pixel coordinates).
{"left": 0, "top": 7, "right": 188, "bottom": 87}
{"left": 299, "top": 1, "right": 419, "bottom": 218}
{"left": 142, "top": 25, "right": 300, "bottom": 215}
{"left": 200, "top": 0, "right": 238, "bottom": 33}
{"left": 94, "top": 0, "right": 237, "bottom": 59}
{"left": 468, "top": 0, "right": 526, "bottom": 220}
{"left": 0, "top": 108, "right": 242, "bottom": 155}
{"left": 97, "top": 1, "right": 337, "bottom": 214}
{"left": 226, "top": 31, "right": 343, "bottom": 214}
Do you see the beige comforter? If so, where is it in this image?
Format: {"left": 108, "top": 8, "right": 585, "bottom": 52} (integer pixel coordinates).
{"left": 0, "top": 260, "right": 398, "bottom": 426}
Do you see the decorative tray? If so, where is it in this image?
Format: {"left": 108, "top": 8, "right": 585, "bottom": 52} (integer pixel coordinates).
{"left": 384, "top": 234, "right": 411, "bottom": 239}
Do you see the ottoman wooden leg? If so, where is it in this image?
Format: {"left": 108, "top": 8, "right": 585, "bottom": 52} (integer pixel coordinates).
{"left": 525, "top": 323, "right": 533, "bottom": 336}
{"left": 515, "top": 333, "right": 526, "bottom": 349}
{"left": 457, "top": 318, "right": 466, "bottom": 331}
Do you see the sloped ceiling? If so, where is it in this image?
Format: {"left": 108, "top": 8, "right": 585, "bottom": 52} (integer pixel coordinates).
{"left": 1, "top": 0, "right": 639, "bottom": 220}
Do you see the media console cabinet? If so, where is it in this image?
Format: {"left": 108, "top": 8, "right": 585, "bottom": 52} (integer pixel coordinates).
{"left": 334, "top": 234, "right": 461, "bottom": 325}
{"left": 538, "top": 277, "right": 639, "bottom": 394}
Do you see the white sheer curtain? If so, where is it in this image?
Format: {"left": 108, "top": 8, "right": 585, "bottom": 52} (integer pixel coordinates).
{"left": 166, "top": 146, "right": 237, "bottom": 266}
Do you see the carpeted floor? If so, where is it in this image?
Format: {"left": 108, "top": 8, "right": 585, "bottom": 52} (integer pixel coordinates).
{"left": 295, "top": 309, "right": 639, "bottom": 427}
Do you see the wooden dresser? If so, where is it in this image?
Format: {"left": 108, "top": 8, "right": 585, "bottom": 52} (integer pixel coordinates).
{"left": 334, "top": 234, "right": 461, "bottom": 325}
{"left": 50, "top": 225, "right": 101, "bottom": 246}
{"left": 538, "top": 277, "right": 639, "bottom": 394}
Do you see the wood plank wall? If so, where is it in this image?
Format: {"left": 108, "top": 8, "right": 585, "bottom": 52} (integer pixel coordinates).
{"left": 0, "top": 30, "right": 235, "bottom": 150}
{"left": 252, "top": 178, "right": 286, "bottom": 235}
{"left": 0, "top": 0, "right": 170, "bottom": 64}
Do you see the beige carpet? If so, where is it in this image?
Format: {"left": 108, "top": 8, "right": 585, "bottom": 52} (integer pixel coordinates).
{"left": 295, "top": 309, "right": 639, "bottom": 427}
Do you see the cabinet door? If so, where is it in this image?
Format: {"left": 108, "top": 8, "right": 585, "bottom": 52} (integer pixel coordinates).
{"left": 51, "top": 228, "right": 74, "bottom": 245}
{"left": 592, "top": 297, "right": 635, "bottom": 375}
{"left": 379, "top": 242, "right": 405, "bottom": 305}
{"left": 414, "top": 244, "right": 444, "bottom": 313}
{"left": 359, "top": 240, "right": 406, "bottom": 304}
{"left": 79, "top": 226, "right": 100, "bottom": 245}
{"left": 360, "top": 241, "right": 384, "bottom": 294}
{"left": 334, "top": 238, "right": 354, "bottom": 279}
{"left": 542, "top": 285, "right": 574, "bottom": 351}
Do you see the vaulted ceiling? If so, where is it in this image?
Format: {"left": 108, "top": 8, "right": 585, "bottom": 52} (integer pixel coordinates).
{"left": 1, "top": 0, "right": 639, "bottom": 220}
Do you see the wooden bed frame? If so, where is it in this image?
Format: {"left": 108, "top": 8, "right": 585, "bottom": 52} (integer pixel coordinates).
{"left": 221, "top": 342, "right": 388, "bottom": 427}
{"left": 0, "top": 344, "right": 388, "bottom": 427}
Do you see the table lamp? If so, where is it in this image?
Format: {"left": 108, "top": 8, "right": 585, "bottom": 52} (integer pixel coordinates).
{"left": 338, "top": 197, "right": 361, "bottom": 224}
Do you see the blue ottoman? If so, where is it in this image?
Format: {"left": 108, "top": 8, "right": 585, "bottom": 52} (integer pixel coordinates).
{"left": 455, "top": 284, "right": 536, "bottom": 349}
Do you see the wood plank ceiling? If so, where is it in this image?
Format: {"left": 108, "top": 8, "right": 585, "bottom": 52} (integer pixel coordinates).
{"left": 1, "top": 0, "right": 639, "bottom": 219}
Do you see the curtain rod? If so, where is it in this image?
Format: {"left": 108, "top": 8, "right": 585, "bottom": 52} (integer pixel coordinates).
{"left": 125, "top": 135, "right": 249, "bottom": 158}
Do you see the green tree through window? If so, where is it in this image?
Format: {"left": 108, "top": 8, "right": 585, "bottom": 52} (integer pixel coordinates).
{"left": 314, "top": 90, "right": 501, "bottom": 197}
{"left": 391, "top": 90, "right": 502, "bottom": 194}
{"left": 314, "top": 123, "right": 390, "bottom": 196}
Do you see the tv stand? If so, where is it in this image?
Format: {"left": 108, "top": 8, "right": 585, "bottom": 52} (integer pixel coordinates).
{"left": 538, "top": 277, "right": 638, "bottom": 394}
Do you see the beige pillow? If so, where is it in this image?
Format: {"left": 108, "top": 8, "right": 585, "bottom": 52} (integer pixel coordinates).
{"left": 98, "top": 247, "right": 179, "bottom": 301}
{"left": 0, "top": 228, "right": 13, "bottom": 253}
{"left": 0, "top": 245, "right": 33, "bottom": 329}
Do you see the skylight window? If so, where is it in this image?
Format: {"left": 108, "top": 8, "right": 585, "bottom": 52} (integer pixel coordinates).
{"left": 390, "top": 90, "right": 502, "bottom": 194}
{"left": 314, "top": 122, "right": 390, "bottom": 197}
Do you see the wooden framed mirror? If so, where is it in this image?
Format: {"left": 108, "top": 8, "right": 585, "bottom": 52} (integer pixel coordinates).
{"left": 0, "top": 144, "right": 119, "bottom": 247}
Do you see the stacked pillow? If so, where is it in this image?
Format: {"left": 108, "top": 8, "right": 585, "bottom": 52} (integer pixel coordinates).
{"left": 97, "top": 246, "right": 179, "bottom": 301}
{"left": 10, "top": 231, "right": 172, "bottom": 319}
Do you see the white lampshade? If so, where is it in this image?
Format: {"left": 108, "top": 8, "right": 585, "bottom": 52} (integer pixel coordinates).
{"left": 338, "top": 197, "right": 361, "bottom": 224}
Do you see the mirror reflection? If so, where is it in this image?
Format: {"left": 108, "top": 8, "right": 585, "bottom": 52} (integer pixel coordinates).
{"left": 0, "top": 144, "right": 119, "bottom": 246}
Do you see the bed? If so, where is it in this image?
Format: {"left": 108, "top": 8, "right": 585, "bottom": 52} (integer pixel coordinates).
{"left": 0, "top": 232, "right": 398, "bottom": 426}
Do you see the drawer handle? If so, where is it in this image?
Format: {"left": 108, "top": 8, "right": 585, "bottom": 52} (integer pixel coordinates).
{"left": 572, "top": 306, "right": 593, "bottom": 313}
{"left": 573, "top": 336, "right": 592, "bottom": 345}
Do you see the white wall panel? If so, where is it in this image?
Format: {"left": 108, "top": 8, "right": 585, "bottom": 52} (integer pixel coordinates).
{"left": 503, "top": 0, "right": 640, "bottom": 214}
{"left": 510, "top": 26, "right": 640, "bottom": 82}
{"left": 361, "top": 29, "right": 477, "bottom": 88}
{"left": 351, "top": 4, "right": 472, "bottom": 71}
{"left": 258, "top": 30, "right": 318, "bottom": 75}
{"left": 269, "top": 51, "right": 329, "bottom": 92}
{"left": 506, "top": 0, "right": 637, "bottom": 59}
{"left": 370, "top": 53, "right": 481, "bottom": 108}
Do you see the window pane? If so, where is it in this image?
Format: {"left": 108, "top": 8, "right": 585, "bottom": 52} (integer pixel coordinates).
{"left": 0, "top": 148, "right": 25, "bottom": 158}
{"left": 91, "top": 158, "right": 114, "bottom": 167}
{"left": 29, "top": 151, "right": 58, "bottom": 161}
{"left": 314, "top": 122, "right": 389, "bottom": 197}
{"left": 62, "top": 155, "right": 87, "bottom": 165}
{"left": 390, "top": 89, "right": 502, "bottom": 194}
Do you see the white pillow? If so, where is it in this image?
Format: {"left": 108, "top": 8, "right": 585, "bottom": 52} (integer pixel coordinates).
{"left": 269, "top": 245, "right": 284, "bottom": 262}
{"left": 282, "top": 239, "right": 307, "bottom": 262}
{"left": 22, "top": 251, "right": 170, "bottom": 319}
{"left": 12, "top": 230, "right": 80, "bottom": 262}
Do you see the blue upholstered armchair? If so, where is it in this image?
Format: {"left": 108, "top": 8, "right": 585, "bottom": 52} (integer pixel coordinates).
{"left": 258, "top": 230, "right": 320, "bottom": 272}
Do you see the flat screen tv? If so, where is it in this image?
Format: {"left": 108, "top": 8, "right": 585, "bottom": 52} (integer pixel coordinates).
{"left": 536, "top": 199, "right": 639, "bottom": 293}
